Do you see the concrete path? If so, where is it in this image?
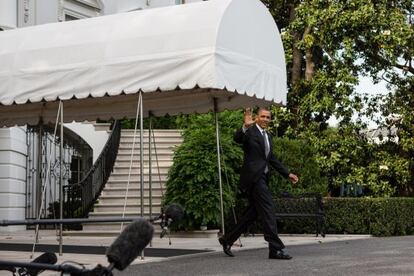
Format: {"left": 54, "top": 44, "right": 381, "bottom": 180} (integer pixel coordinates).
{"left": 120, "top": 236, "right": 414, "bottom": 276}
{"left": 0, "top": 230, "right": 372, "bottom": 275}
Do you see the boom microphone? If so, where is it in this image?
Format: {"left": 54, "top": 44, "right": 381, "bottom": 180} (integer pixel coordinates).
{"left": 0, "top": 264, "right": 15, "bottom": 274}
{"left": 19, "top": 252, "right": 58, "bottom": 276}
{"left": 106, "top": 218, "right": 154, "bottom": 271}
{"left": 164, "top": 203, "right": 184, "bottom": 222}
{"left": 159, "top": 203, "right": 184, "bottom": 240}
{"left": 29, "top": 252, "right": 58, "bottom": 275}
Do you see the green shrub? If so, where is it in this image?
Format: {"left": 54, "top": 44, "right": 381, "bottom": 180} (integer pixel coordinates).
{"left": 366, "top": 198, "right": 414, "bottom": 236}
{"left": 269, "top": 137, "right": 328, "bottom": 196}
{"left": 276, "top": 197, "right": 414, "bottom": 236}
{"left": 323, "top": 198, "right": 372, "bottom": 234}
{"left": 163, "top": 111, "right": 243, "bottom": 230}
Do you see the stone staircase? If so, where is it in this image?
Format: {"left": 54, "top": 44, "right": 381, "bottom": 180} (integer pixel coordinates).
{"left": 64, "top": 129, "right": 182, "bottom": 236}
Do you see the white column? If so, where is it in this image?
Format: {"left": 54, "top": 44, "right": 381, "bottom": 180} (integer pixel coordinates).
{"left": 0, "top": 127, "right": 27, "bottom": 232}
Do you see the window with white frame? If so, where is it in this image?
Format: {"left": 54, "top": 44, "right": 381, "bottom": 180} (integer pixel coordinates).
{"left": 63, "top": 0, "right": 101, "bottom": 21}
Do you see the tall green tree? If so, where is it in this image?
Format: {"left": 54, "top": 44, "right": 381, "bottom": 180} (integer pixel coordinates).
{"left": 262, "top": 0, "right": 413, "bottom": 195}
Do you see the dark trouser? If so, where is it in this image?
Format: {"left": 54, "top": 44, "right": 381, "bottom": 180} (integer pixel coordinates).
{"left": 223, "top": 174, "right": 284, "bottom": 253}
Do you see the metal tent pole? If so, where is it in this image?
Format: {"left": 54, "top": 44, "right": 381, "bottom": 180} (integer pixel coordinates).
{"left": 59, "top": 101, "right": 64, "bottom": 256}
{"left": 148, "top": 116, "right": 153, "bottom": 247}
{"left": 139, "top": 92, "right": 145, "bottom": 260}
{"left": 31, "top": 104, "right": 62, "bottom": 259}
{"left": 149, "top": 120, "right": 153, "bottom": 218}
{"left": 139, "top": 92, "right": 144, "bottom": 218}
{"left": 120, "top": 95, "right": 141, "bottom": 230}
{"left": 213, "top": 98, "right": 225, "bottom": 235}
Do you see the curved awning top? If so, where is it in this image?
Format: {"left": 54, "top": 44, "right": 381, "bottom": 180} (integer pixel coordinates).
{"left": 0, "top": 0, "right": 287, "bottom": 126}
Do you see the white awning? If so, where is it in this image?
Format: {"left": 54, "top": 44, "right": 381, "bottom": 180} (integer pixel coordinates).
{"left": 0, "top": 0, "right": 287, "bottom": 126}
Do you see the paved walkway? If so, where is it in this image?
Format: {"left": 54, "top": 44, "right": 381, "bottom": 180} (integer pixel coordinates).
{"left": 121, "top": 236, "right": 414, "bottom": 276}
{"left": 0, "top": 230, "right": 371, "bottom": 275}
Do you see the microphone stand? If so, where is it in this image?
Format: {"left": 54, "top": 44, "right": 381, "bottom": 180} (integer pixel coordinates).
{"left": 0, "top": 260, "right": 113, "bottom": 276}
{"left": 156, "top": 213, "right": 173, "bottom": 245}
{"left": 162, "top": 218, "right": 173, "bottom": 245}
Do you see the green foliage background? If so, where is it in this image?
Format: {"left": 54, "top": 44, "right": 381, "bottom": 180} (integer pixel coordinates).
{"left": 146, "top": 0, "right": 414, "bottom": 232}
{"left": 269, "top": 137, "right": 328, "bottom": 196}
{"left": 257, "top": 197, "right": 414, "bottom": 236}
{"left": 163, "top": 111, "right": 243, "bottom": 230}
{"left": 164, "top": 111, "right": 331, "bottom": 230}
{"left": 323, "top": 198, "right": 414, "bottom": 236}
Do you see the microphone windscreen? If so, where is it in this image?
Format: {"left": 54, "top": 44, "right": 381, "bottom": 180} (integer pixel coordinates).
{"left": 27, "top": 252, "right": 57, "bottom": 276}
{"left": 164, "top": 203, "right": 184, "bottom": 222}
{"left": 106, "top": 218, "right": 154, "bottom": 271}
{"left": 0, "top": 265, "right": 16, "bottom": 273}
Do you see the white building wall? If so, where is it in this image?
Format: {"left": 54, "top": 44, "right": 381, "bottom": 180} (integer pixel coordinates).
{"left": 100, "top": 0, "right": 201, "bottom": 14}
{"left": 16, "top": 0, "right": 102, "bottom": 27}
{"left": 65, "top": 122, "right": 110, "bottom": 163}
{"left": 101, "top": 0, "right": 147, "bottom": 14}
{"left": 150, "top": 0, "right": 178, "bottom": 8}
{"left": 35, "top": 0, "right": 59, "bottom": 25}
{"left": 0, "top": 0, "right": 17, "bottom": 30}
{"left": 0, "top": 127, "right": 27, "bottom": 232}
{"left": 1, "top": 0, "right": 202, "bottom": 231}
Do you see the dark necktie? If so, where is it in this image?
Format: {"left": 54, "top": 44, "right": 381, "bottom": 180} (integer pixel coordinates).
{"left": 263, "top": 130, "right": 270, "bottom": 157}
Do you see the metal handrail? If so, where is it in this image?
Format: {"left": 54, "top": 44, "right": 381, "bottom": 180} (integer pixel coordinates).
{"left": 63, "top": 121, "right": 121, "bottom": 219}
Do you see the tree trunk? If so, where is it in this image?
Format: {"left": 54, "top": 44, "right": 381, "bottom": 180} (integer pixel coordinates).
{"left": 304, "top": 27, "right": 315, "bottom": 81}
{"left": 305, "top": 48, "right": 315, "bottom": 81}
{"left": 290, "top": 5, "right": 302, "bottom": 86}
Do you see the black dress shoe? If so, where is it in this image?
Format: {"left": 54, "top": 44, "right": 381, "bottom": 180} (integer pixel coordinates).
{"left": 269, "top": 250, "right": 292, "bottom": 260}
{"left": 218, "top": 237, "right": 234, "bottom": 257}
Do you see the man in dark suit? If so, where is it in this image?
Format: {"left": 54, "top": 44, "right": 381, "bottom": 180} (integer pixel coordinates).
{"left": 219, "top": 107, "right": 299, "bottom": 260}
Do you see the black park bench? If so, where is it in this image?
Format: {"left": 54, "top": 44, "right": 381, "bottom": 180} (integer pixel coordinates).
{"left": 273, "top": 192, "right": 326, "bottom": 237}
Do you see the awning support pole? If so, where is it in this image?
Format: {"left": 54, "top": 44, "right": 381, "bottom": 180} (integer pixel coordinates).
{"left": 139, "top": 92, "right": 144, "bottom": 218}
{"left": 148, "top": 115, "right": 153, "bottom": 247}
{"left": 120, "top": 94, "right": 141, "bottom": 230}
{"left": 31, "top": 102, "right": 62, "bottom": 259}
{"left": 214, "top": 98, "right": 225, "bottom": 235}
{"left": 139, "top": 92, "right": 145, "bottom": 259}
{"left": 59, "top": 101, "right": 64, "bottom": 256}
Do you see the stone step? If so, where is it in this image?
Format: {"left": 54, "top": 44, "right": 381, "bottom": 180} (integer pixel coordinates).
{"left": 102, "top": 187, "right": 164, "bottom": 196}
{"left": 108, "top": 173, "right": 168, "bottom": 181}
{"left": 67, "top": 129, "right": 183, "bottom": 237}
{"left": 94, "top": 199, "right": 163, "bottom": 206}
{"left": 89, "top": 211, "right": 158, "bottom": 217}
{"left": 100, "top": 192, "right": 163, "bottom": 199}
{"left": 105, "top": 181, "right": 166, "bottom": 188}
{"left": 115, "top": 154, "right": 173, "bottom": 161}
{"left": 97, "top": 196, "right": 162, "bottom": 205}
{"left": 114, "top": 160, "right": 173, "bottom": 167}
{"left": 117, "top": 148, "right": 175, "bottom": 155}
{"left": 113, "top": 163, "right": 172, "bottom": 168}
{"left": 113, "top": 167, "right": 169, "bottom": 174}
{"left": 93, "top": 203, "right": 162, "bottom": 213}
{"left": 121, "top": 129, "right": 182, "bottom": 136}
{"left": 119, "top": 142, "right": 181, "bottom": 149}
{"left": 120, "top": 137, "right": 183, "bottom": 143}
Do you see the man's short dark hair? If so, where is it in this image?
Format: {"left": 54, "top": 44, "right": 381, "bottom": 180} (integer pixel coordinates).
{"left": 258, "top": 107, "right": 270, "bottom": 114}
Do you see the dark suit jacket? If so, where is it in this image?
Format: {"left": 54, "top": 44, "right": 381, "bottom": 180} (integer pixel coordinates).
{"left": 234, "top": 124, "right": 289, "bottom": 193}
